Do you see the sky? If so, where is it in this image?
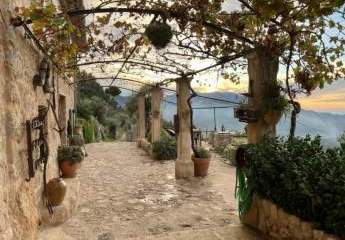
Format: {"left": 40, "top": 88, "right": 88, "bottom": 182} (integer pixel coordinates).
{"left": 83, "top": 0, "right": 345, "bottom": 114}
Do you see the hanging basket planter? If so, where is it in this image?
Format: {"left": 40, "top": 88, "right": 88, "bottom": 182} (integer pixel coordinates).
{"left": 45, "top": 178, "right": 67, "bottom": 206}
{"left": 234, "top": 105, "right": 258, "bottom": 123}
{"left": 145, "top": 19, "right": 173, "bottom": 49}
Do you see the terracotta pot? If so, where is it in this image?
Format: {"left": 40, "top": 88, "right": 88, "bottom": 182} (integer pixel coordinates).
{"left": 59, "top": 160, "right": 81, "bottom": 178}
{"left": 46, "top": 178, "right": 67, "bottom": 206}
{"left": 74, "top": 127, "right": 83, "bottom": 135}
{"left": 193, "top": 157, "right": 211, "bottom": 177}
{"left": 264, "top": 111, "right": 282, "bottom": 124}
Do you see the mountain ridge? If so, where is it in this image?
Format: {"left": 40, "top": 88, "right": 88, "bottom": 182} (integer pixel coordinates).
{"left": 117, "top": 91, "right": 345, "bottom": 147}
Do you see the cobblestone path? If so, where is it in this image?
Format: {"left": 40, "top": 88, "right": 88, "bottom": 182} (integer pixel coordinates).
{"left": 40, "top": 142, "right": 262, "bottom": 240}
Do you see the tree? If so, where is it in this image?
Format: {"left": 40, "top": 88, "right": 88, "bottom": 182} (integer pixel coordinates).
{"left": 339, "top": 132, "right": 345, "bottom": 148}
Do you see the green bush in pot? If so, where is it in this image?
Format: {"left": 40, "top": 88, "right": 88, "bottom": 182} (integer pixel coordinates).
{"left": 194, "top": 147, "right": 211, "bottom": 159}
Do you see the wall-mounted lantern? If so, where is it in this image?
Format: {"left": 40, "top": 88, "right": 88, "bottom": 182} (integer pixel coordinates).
{"left": 33, "top": 57, "right": 52, "bottom": 93}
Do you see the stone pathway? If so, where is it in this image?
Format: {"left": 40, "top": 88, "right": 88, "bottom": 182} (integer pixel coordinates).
{"left": 39, "top": 142, "right": 263, "bottom": 240}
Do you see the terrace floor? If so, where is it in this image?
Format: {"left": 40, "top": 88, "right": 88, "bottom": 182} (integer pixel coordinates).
{"left": 39, "top": 142, "right": 263, "bottom": 240}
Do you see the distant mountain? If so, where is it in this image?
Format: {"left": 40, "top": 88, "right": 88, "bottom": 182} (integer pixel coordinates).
{"left": 162, "top": 92, "right": 345, "bottom": 147}
{"left": 115, "top": 95, "right": 130, "bottom": 108}
{"left": 117, "top": 91, "right": 345, "bottom": 147}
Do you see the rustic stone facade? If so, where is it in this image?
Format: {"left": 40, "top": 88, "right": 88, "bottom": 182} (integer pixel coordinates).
{"left": 213, "top": 132, "right": 232, "bottom": 147}
{"left": 243, "top": 195, "right": 340, "bottom": 240}
{"left": 0, "top": 1, "right": 75, "bottom": 239}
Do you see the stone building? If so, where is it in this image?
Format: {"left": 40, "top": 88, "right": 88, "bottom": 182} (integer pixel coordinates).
{"left": 0, "top": 0, "right": 76, "bottom": 239}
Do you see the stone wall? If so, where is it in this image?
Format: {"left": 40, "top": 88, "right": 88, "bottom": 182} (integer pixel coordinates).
{"left": 243, "top": 195, "right": 340, "bottom": 240}
{"left": 213, "top": 132, "right": 232, "bottom": 147}
{"left": 0, "top": 1, "right": 75, "bottom": 239}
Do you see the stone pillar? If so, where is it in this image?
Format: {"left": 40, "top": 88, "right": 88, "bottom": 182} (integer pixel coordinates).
{"left": 137, "top": 95, "right": 146, "bottom": 146}
{"left": 175, "top": 78, "right": 194, "bottom": 179}
{"left": 151, "top": 86, "right": 161, "bottom": 143}
{"left": 247, "top": 48, "right": 279, "bottom": 144}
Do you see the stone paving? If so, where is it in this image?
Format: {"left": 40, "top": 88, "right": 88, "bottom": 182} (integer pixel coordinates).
{"left": 39, "top": 142, "right": 263, "bottom": 240}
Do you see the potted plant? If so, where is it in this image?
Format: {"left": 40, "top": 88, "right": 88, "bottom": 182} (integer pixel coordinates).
{"left": 74, "top": 124, "right": 83, "bottom": 135}
{"left": 45, "top": 178, "right": 67, "bottom": 206}
{"left": 193, "top": 147, "right": 211, "bottom": 177}
{"left": 58, "top": 146, "right": 84, "bottom": 178}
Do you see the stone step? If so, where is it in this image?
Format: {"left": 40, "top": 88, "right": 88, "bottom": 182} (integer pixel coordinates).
{"left": 38, "top": 224, "right": 263, "bottom": 240}
{"left": 114, "top": 225, "right": 263, "bottom": 240}
{"left": 37, "top": 227, "right": 76, "bottom": 240}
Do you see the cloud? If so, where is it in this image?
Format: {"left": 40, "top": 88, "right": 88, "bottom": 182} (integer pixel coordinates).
{"left": 298, "top": 79, "right": 345, "bottom": 112}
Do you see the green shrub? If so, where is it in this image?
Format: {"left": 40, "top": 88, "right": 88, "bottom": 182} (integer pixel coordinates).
{"left": 213, "top": 145, "right": 225, "bottom": 155}
{"left": 58, "top": 146, "right": 84, "bottom": 164}
{"left": 223, "top": 145, "right": 238, "bottom": 166}
{"left": 83, "top": 120, "right": 95, "bottom": 143}
{"left": 245, "top": 136, "right": 345, "bottom": 238}
{"left": 194, "top": 147, "right": 211, "bottom": 159}
{"left": 152, "top": 137, "right": 177, "bottom": 160}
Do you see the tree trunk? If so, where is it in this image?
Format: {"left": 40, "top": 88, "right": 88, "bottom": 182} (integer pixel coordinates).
{"left": 247, "top": 48, "right": 279, "bottom": 144}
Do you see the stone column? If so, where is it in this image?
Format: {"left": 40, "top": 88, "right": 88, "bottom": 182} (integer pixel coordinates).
{"left": 246, "top": 48, "right": 279, "bottom": 143}
{"left": 151, "top": 86, "right": 161, "bottom": 143}
{"left": 137, "top": 94, "right": 146, "bottom": 147}
{"left": 175, "top": 78, "right": 194, "bottom": 179}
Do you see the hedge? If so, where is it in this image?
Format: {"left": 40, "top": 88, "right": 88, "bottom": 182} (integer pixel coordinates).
{"left": 244, "top": 136, "right": 345, "bottom": 238}
{"left": 152, "top": 136, "right": 177, "bottom": 160}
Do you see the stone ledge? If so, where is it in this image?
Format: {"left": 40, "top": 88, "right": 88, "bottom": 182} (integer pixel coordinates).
{"left": 39, "top": 178, "right": 80, "bottom": 227}
{"left": 242, "top": 194, "right": 340, "bottom": 240}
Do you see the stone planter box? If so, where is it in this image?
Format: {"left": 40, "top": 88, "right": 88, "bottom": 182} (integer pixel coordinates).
{"left": 241, "top": 194, "right": 341, "bottom": 240}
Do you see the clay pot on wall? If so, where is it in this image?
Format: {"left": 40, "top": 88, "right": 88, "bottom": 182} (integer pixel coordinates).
{"left": 59, "top": 161, "right": 81, "bottom": 178}
{"left": 58, "top": 146, "right": 84, "bottom": 178}
{"left": 74, "top": 126, "right": 83, "bottom": 135}
{"left": 46, "top": 178, "right": 67, "bottom": 206}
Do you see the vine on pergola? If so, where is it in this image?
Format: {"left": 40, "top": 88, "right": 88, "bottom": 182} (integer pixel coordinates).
{"left": 15, "top": 0, "right": 345, "bottom": 137}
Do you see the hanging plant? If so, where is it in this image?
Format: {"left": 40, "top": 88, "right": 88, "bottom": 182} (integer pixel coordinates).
{"left": 294, "top": 69, "right": 318, "bottom": 94}
{"left": 145, "top": 17, "right": 173, "bottom": 49}
{"left": 105, "top": 86, "right": 121, "bottom": 96}
{"left": 261, "top": 82, "right": 290, "bottom": 121}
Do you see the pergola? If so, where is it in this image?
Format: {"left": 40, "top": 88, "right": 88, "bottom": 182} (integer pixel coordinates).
{"left": 12, "top": 0, "right": 345, "bottom": 178}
